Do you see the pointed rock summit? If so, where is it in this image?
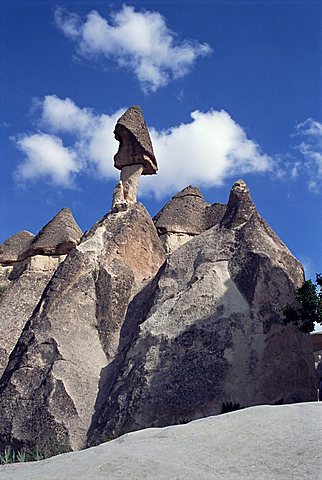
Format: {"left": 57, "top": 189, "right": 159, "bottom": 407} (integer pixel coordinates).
{"left": 0, "top": 203, "right": 165, "bottom": 455}
{"left": 153, "top": 185, "right": 226, "bottom": 254}
{"left": 0, "top": 209, "right": 81, "bottom": 379}
{"left": 87, "top": 180, "right": 315, "bottom": 446}
{"left": 0, "top": 231, "right": 34, "bottom": 264}
{"left": 24, "top": 208, "right": 82, "bottom": 257}
{"left": 221, "top": 179, "right": 255, "bottom": 228}
{"left": 0, "top": 120, "right": 316, "bottom": 462}
{"left": 154, "top": 186, "right": 206, "bottom": 236}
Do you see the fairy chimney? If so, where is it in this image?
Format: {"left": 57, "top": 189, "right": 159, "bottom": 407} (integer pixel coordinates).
{"left": 112, "top": 106, "right": 158, "bottom": 210}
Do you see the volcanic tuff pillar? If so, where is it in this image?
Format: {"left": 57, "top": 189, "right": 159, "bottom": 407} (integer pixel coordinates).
{"left": 112, "top": 106, "right": 158, "bottom": 210}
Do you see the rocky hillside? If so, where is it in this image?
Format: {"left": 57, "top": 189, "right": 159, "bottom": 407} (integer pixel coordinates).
{"left": 0, "top": 106, "right": 317, "bottom": 456}
{"left": 0, "top": 180, "right": 316, "bottom": 455}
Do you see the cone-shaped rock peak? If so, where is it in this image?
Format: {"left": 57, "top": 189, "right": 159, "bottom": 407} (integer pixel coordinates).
{"left": 173, "top": 185, "right": 204, "bottom": 198}
{"left": 153, "top": 185, "right": 226, "bottom": 254}
{"left": 221, "top": 179, "right": 255, "bottom": 228}
{"left": 25, "top": 207, "right": 82, "bottom": 257}
{"left": 153, "top": 185, "right": 206, "bottom": 236}
{"left": 114, "top": 105, "right": 158, "bottom": 175}
{"left": 0, "top": 230, "right": 34, "bottom": 264}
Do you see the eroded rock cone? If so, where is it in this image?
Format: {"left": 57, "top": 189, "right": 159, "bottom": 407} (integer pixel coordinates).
{"left": 0, "top": 209, "right": 82, "bottom": 379}
{"left": 24, "top": 208, "right": 82, "bottom": 258}
{"left": 0, "top": 231, "right": 34, "bottom": 265}
{"left": 153, "top": 185, "right": 226, "bottom": 253}
{"left": 0, "top": 204, "right": 165, "bottom": 455}
{"left": 87, "top": 180, "right": 316, "bottom": 445}
{"left": 220, "top": 179, "right": 255, "bottom": 228}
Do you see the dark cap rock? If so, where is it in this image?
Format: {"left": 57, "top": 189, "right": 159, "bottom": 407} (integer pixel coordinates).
{"left": 24, "top": 208, "right": 82, "bottom": 257}
{"left": 114, "top": 106, "right": 158, "bottom": 175}
{"left": 153, "top": 186, "right": 206, "bottom": 235}
{"left": 0, "top": 231, "right": 34, "bottom": 264}
{"left": 154, "top": 185, "right": 226, "bottom": 237}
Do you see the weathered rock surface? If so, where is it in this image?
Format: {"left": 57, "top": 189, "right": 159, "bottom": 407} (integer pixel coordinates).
{"left": 0, "top": 231, "right": 34, "bottom": 264}
{"left": 0, "top": 209, "right": 82, "bottom": 379}
{"left": 0, "top": 255, "right": 65, "bottom": 378}
{"left": 114, "top": 106, "right": 157, "bottom": 175}
{"left": 0, "top": 209, "right": 81, "bottom": 265}
{"left": 153, "top": 186, "right": 226, "bottom": 253}
{"left": 0, "top": 204, "right": 165, "bottom": 455}
{"left": 0, "top": 178, "right": 316, "bottom": 458}
{"left": 1, "top": 403, "right": 321, "bottom": 480}
{"left": 154, "top": 186, "right": 207, "bottom": 236}
{"left": 88, "top": 180, "right": 316, "bottom": 444}
{"left": 23, "top": 208, "right": 82, "bottom": 258}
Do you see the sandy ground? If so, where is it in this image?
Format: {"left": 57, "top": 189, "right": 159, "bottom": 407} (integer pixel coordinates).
{"left": 0, "top": 402, "right": 321, "bottom": 480}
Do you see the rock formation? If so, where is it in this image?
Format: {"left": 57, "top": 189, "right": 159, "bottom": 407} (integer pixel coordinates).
{"left": 153, "top": 185, "right": 226, "bottom": 253}
{"left": 0, "top": 106, "right": 317, "bottom": 458}
{"left": 87, "top": 180, "right": 316, "bottom": 445}
{"left": 0, "top": 209, "right": 82, "bottom": 380}
{"left": 0, "top": 231, "right": 34, "bottom": 265}
{"left": 23, "top": 208, "right": 82, "bottom": 257}
{"left": 0, "top": 204, "right": 165, "bottom": 455}
{"left": 112, "top": 106, "right": 158, "bottom": 210}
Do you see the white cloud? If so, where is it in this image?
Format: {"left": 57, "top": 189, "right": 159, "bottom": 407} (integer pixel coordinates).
{"left": 296, "top": 118, "right": 322, "bottom": 192}
{"left": 23, "top": 95, "right": 123, "bottom": 182}
{"left": 41, "top": 95, "right": 94, "bottom": 133}
{"left": 15, "top": 96, "right": 273, "bottom": 195}
{"left": 16, "top": 133, "right": 79, "bottom": 187}
{"left": 55, "top": 5, "right": 212, "bottom": 92}
{"left": 143, "top": 110, "right": 272, "bottom": 198}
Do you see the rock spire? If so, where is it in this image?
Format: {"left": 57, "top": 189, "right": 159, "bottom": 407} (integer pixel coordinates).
{"left": 112, "top": 106, "right": 158, "bottom": 210}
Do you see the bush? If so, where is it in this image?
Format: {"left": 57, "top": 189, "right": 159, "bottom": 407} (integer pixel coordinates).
{"left": 283, "top": 274, "right": 322, "bottom": 333}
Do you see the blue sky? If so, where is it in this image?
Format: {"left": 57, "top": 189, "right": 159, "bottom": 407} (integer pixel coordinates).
{"left": 1, "top": 0, "right": 321, "bottom": 283}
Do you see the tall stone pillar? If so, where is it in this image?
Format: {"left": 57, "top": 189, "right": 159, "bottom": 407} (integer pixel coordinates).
{"left": 111, "top": 106, "right": 158, "bottom": 211}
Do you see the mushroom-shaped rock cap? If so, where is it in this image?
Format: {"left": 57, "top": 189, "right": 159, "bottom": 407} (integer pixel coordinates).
{"left": 114, "top": 106, "right": 158, "bottom": 175}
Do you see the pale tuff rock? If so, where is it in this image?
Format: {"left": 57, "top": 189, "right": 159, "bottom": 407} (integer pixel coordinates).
{"left": 0, "top": 168, "right": 316, "bottom": 458}
{"left": 112, "top": 106, "right": 158, "bottom": 210}
{"left": 0, "top": 230, "right": 34, "bottom": 264}
{"left": 159, "top": 232, "right": 197, "bottom": 255}
{"left": 120, "top": 164, "right": 144, "bottom": 204}
{"left": 0, "top": 210, "right": 81, "bottom": 379}
{"left": 87, "top": 180, "right": 316, "bottom": 445}
{"left": 0, "top": 255, "right": 65, "bottom": 378}
{"left": 1, "top": 404, "right": 320, "bottom": 480}
{"left": 153, "top": 185, "right": 226, "bottom": 253}
{"left": 0, "top": 203, "right": 165, "bottom": 455}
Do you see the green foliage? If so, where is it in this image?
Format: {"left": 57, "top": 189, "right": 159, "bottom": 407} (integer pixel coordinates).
{"left": 283, "top": 274, "right": 322, "bottom": 333}
{"left": 0, "top": 446, "right": 45, "bottom": 464}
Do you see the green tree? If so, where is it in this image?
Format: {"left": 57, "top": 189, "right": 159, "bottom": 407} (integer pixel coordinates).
{"left": 283, "top": 274, "right": 322, "bottom": 333}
